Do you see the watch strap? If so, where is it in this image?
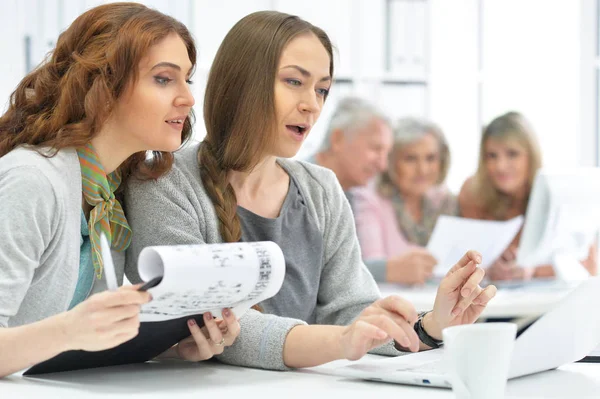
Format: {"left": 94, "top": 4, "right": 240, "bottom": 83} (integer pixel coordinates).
{"left": 414, "top": 311, "right": 443, "bottom": 349}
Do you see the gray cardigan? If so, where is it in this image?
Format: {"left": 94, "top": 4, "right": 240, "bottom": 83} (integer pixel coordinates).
{"left": 124, "top": 142, "right": 403, "bottom": 370}
{"left": 0, "top": 147, "right": 120, "bottom": 328}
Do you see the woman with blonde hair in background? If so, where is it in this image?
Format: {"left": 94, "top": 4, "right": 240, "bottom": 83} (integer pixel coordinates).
{"left": 459, "top": 111, "right": 597, "bottom": 280}
{"left": 126, "top": 10, "right": 496, "bottom": 371}
{"left": 0, "top": 2, "right": 239, "bottom": 378}
{"left": 354, "top": 118, "right": 458, "bottom": 285}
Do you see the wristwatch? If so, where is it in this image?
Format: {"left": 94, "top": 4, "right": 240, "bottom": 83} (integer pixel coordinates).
{"left": 414, "top": 311, "right": 443, "bottom": 349}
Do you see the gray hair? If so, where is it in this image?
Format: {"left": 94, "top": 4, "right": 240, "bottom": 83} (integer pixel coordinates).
{"left": 386, "top": 117, "right": 451, "bottom": 185}
{"left": 318, "top": 96, "right": 390, "bottom": 151}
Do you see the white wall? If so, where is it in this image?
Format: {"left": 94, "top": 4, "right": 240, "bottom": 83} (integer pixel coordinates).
{"left": 580, "top": 0, "right": 598, "bottom": 167}
{"left": 0, "top": 0, "right": 596, "bottom": 188}
{"left": 481, "top": 0, "right": 583, "bottom": 170}
{"left": 429, "top": 0, "right": 597, "bottom": 193}
{"left": 429, "top": 0, "right": 480, "bottom": 193}
{"left": 0, "top": 0, "right": 25, "bottom": 113}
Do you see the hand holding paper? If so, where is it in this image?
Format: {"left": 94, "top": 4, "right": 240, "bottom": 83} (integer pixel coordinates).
{"left": 427, "top": 216, "right": 524, "bottom": 278}
{"left": 25, "top": 240, "right": 283, "bottom": 375}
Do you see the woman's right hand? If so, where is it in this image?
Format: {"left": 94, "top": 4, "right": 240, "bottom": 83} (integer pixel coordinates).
{"left": 387, "top": 248, "right": 438, "bottom": 285}
{"left": 339, "top": 296, "right": 419, "bottom": 361}
{"left": 61, "top": 284, "right": 151, "bottom": 351}
{"left": 487, "top": 245, "right": 530, "bottom": 281}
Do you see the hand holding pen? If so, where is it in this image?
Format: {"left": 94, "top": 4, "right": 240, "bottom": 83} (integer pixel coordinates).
{"left": 57, "top": 234, "right": 151, "bottom": 352}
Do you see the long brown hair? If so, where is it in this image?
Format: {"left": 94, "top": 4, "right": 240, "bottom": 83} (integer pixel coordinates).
{"left": 473, "top": 111, "right": 542, "bottom": 219}
{"left": 200, "top": 11, "right": 334, "bottom": 242}
{"left": 0, "top": 2, "right": 196, "bottom": 181}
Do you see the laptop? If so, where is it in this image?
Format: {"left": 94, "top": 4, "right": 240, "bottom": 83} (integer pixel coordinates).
{"left": 334, "top": 276, "right": 600, "bottom": 388}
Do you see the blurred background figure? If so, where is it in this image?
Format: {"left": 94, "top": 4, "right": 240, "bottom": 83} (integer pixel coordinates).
{"left": 353, "top": 118, "right": 457, "bottom": 284}
{"left": 459, "top": 111, "right": 597, "bottom": 280}
{"left": 307, "top": 97, "right": 393, "bottom": 203}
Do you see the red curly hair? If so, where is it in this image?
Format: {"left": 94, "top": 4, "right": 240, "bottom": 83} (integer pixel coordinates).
{"left": 0, "top": 2, "right": 196, "bottom": 181}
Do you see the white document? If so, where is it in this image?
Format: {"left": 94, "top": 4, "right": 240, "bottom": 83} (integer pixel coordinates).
{"left": 133, "top": 241, "right": 285, "bottom": 322}
{"left": 427, "top": 216, "right": 523, "bottom": 277}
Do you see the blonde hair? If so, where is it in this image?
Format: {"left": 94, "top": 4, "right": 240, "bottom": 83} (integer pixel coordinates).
{"left": 200, "top": 11, "right": 333, "bottom": 243}
{"left": 379, "top": 117, "right": 450, "bottom": 197}
{"left": 472, "top": 111, "right": 542, "bottom": 219}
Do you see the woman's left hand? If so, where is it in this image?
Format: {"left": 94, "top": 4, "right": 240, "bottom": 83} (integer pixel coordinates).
{"left": 175, "top": 308, "right": 241, "bottom": 361}
{"left": 423, "top": 250, "right": 497, "bottom": 340}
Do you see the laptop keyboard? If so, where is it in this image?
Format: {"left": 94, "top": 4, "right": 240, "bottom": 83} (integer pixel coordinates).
{"left": 397, "top": 360, "right": 445, "bottom": 374}
{"left": 340, "top": 350, "right": 447, "bottom": 377}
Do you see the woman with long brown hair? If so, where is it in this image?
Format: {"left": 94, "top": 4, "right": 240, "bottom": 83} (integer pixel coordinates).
{"left": 0, "top": 3, "right": 239, "bottom": 377}
{"left": 126, "top": 10, "right": 496, "bottom": 370}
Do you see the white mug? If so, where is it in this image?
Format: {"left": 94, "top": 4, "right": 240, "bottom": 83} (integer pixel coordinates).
{"left": 443, "top": 323, "right": 517, "bottom": 399}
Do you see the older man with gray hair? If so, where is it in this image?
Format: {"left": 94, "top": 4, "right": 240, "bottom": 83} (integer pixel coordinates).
{"left": 307, "top": 97, "right": 396, "bottom": 281}
{"left": 310, "top": 97, "right": 393, "bottom": 197}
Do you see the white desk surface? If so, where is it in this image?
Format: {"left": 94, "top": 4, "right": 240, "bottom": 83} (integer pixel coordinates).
{"left": 378, "top": 280, "right": 575, "bottom": 319}
{"left": 1, "top": 282, "right": 587, "bottom": 398}
{"left": 3, "top": 356, "right": 600, "bottom": 399}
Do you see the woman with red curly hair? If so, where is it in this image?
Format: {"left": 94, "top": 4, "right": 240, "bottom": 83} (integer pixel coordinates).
{"left": 0, "top": 3, "right": 239, "bottom": 377}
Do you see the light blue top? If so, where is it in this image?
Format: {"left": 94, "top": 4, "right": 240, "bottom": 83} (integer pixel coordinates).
{"left": 68, "top": 211, "right": 94, "bottom": 309}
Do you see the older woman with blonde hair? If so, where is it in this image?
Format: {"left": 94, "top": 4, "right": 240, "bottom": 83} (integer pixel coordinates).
{"left": 459, "top": 111, "right": 597, "bottom": 280}
{"left": 353, "top": 117, "right": 458, "bottom": 285}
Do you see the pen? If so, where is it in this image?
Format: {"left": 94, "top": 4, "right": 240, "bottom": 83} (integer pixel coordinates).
{"left": 100, "top": 233, "right": 119, "bottom": 291}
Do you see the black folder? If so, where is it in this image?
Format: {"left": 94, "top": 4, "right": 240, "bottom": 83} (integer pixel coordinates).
{"left": 24, "top": 314, "right": 205, "bottom": 375}
{"left": 577, "top": 354, "right": 600, "bottom": 363}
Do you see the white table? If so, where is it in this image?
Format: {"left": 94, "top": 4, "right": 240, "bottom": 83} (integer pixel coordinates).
{"left": 378, "top": 280, "right": 576, "bottom": 319}
{"left": 3, "top": 357, "right": 600, "bottom": 398}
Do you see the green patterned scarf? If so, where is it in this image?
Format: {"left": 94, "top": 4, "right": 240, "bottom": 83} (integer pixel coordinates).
{"left": 77, "top": 143, "right": 132, "bottom": 279}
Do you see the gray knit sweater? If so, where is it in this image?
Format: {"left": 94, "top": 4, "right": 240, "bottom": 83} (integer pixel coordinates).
{"left": 0, "top": 147, "right": 121, "bottom": 328}
{"left": 124, "top": 142, "right": 404, "bottom": 370}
